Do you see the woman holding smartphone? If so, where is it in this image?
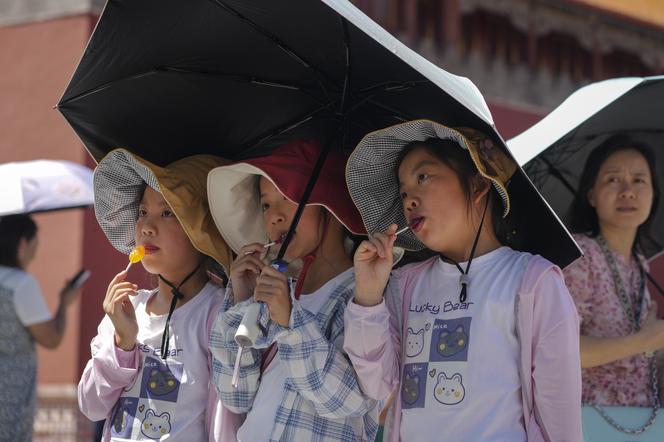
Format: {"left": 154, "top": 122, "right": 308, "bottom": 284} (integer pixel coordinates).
{"left": 0, "top": 214, "right": 82, "bottom": 442}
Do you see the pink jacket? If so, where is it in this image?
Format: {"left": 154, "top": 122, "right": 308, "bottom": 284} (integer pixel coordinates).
{"left": 344, "top": 255, "right": 582, "bottom": 442}
{"left": 78, "top": 295, "right": 243, "bottom": 442}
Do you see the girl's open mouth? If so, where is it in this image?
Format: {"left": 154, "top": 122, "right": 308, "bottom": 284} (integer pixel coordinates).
{"left": 410, "top": 217, "right": 424, "bottom": 232}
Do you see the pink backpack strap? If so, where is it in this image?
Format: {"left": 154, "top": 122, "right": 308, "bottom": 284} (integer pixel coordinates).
{"left": 387, "top": 258, "right": 437, "bottom": 442}
{"left": 517, "top": 254, "right": 556, "bottom": 442}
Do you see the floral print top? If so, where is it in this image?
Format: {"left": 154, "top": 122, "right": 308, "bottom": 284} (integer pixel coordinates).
{"left": 563, "top": 234, "right": 654, "bottom": 406}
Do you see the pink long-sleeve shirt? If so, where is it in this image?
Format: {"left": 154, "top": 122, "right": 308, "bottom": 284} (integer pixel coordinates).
{"left": 344, "top": 252, "right": 582, "bottom": 441}
{"left": 78, "top": 282, "right": 243, "bottom": 441}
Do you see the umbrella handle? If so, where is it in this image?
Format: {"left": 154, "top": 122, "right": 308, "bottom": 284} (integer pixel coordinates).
{"left": 234, "top": 302, "right": 262, "bottom": 348}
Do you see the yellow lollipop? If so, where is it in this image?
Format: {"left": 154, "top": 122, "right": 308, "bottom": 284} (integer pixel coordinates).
{"left": 124, "top": 245, "right": 145, "bottom": 272}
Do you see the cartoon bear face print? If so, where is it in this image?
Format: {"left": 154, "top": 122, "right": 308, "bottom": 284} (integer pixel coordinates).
{"left": 436, "top": 325, "right": 467, "bottom": 357}
{"left": 140, "top": 409, "right": 171, "bottom": 439}
{"left": 147, "top": 368, "right": 178, "bottom": 396}
{"left": 406, "top": 327, "right": 425, "bottom": 357}
{"left": 433, "top": 372, "right": 465, "bottom": 405}
{"left": 402, "top": 371, "right": 421, "bottom": 405}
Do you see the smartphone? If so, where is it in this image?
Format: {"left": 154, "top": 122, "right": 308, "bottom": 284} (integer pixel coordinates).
{"left": 68, "top": 268, "right": 91, "bottom": 289}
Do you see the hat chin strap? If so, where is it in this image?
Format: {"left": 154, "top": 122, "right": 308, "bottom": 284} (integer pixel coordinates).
{"left": 438, "top": 197, "right": 489, "bottom": 303}
{"left": 260, "top": 214, "right": 330, "bottom": 373}
{"left": 158, "top": 261, "right": 202, "bottom": 359}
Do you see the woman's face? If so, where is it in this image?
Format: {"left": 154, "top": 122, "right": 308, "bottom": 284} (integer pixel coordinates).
{"left": 398, "top": 147, "right": 480, "bottom": 255}
{"left": 134, "top": 186, "right": 201, "bottom": 276}
{"left": 588, "top": 149, "right": 654, "bottom": 233}
{"left": 259, "top": 177, "right": 323, "bottom": 261}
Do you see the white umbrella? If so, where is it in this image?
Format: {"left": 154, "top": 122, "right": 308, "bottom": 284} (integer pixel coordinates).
{"left": 0, "top": 160, "right": 94, "bottom": 216}
{"left": 506, "top": 76, "right": 664, "bottom": 256}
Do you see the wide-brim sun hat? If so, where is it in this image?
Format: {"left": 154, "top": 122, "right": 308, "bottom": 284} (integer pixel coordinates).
{"left": 208, "top": 139, "right": 366, "bottom": 255}
{"left": 94, "top": 149, "right": 233, "bottom": 272}
{"left": 346, "top": 119, "right": 581, "bottom": 268}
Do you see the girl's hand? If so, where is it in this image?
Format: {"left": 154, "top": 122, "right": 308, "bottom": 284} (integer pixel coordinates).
{"left": 103, "top": 271, "right": 139, "bottom": 351}
{"left": 230, "top": 243, "right": 265, "bottom": 303}
{"left": 254, "top": 265, "right": 291, "bottom": 328}
{"left": 353, "top": 224, "right": 397, "bottom": 307}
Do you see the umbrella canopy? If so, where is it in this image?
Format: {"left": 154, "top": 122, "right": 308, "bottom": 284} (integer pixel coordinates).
{"left": 56, "top": 0, "right": 580, "bottom": 268}
{"left": 57, "top": 0, "right": 495, "bottom": 164}
{"left": 0, "top": 159, "right": 94, "bottom": 216}
{"left": 507, "top": 76, "right": 664, "bottom": 257}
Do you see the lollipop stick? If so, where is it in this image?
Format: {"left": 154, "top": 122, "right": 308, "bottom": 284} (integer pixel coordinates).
{"left": 124, "top": 261, "right": 132, "bottom": 273}
{"left": 231, "top": 347, "right": 243, "bottom": 388}
{"left": 395, "top": 225, "right": 410, "bottom": 236}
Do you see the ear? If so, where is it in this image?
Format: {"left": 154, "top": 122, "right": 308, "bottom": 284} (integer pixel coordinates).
{"left": 159, "top": 412, "right": 170, "bottom": 422}
{"left": 437, "top": 372, "right": 448, "bottom": 382}
{"left": 472, "top": 176, "right": 492, "bottom": 205}
{"left": 451, "top": 373, "right": 463, "bottom": 384}
{"left": 407, "top": 327, "right": 414, "bottom": 334}
{"left": 587, "top": 188, "right": 596, "bottom": 208}
{"left": 145, "top": 409, "right": 154, "bottom": 418}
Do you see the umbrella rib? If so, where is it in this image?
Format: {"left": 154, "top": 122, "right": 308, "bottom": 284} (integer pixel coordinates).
{"left": 58, "top": 67, "right": 328, "bottom": 106}
{"left": 210, "top": 0, "right": 337, "bottom": 101}
{"left": 240, "top": 103, "right": 338, "bottom": 157}
{"left": 539, "top": 157, "right": 578, "bottom": 196}
{"left": 355, "top": 80, "right": 427, "bottom": 96}
{"left": 58, "top": 71, "right": 158, "bottom": 104}
{"left": 362, "top": 98, "right": 414, "bottom": 123}
{"left": 339, "top": 17, "right": 351, "bottom": 115}
{"left": 158, "top": 66, "right": 329, "bottom": 105}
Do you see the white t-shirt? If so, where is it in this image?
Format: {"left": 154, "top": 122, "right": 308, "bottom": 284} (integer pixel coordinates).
{"left": 398, "top": 247, "right": 530, "bottom": 442}
{"left": 0, "top": 266, "right": 52, "bottom": 326}
{"left": 237, "top": 268, "right": 353, "bottom": 442}
{"left": 105, "top": 282, "right": 221, "bottom": 442}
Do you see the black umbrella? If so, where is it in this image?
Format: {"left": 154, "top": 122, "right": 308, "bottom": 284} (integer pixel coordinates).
{"left": 57, "top": 0, "right": 580, "bottom": 268}
{"left": 507, "top": 76, "right": 664, "bottom": 294}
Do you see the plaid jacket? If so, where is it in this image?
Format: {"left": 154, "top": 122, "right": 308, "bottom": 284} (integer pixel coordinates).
{"left": 209, "top": 270, "right": 378, "bottom": 441}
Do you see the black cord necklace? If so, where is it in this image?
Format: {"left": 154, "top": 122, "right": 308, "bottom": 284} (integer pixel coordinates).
{"left": 439, "top": 198, "right": 489, "bottom": 303}
{"left": 158, "top": 262, "right": 202, "bottom": 359}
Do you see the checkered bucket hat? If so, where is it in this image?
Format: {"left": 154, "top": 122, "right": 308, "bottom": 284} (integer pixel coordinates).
{"left": 346, "top": 119, "right": 582, "bottom": 268}
{"left": 93, "top": 149, "right": 233, "bottom": 271}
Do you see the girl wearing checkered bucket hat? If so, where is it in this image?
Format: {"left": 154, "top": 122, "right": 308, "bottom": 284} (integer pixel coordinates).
{"left": 207, "top": 139, "right": 379, "bottom": 441}
{"left": 78, "top": 149, "right": 242, "bottom": 442}
{"left": 343, "top": 120, "right": 583, "bottom": 441}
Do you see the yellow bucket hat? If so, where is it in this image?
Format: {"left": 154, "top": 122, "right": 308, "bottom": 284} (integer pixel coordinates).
{"left": 93, "top": 149, "right": 232, "bottom": 272}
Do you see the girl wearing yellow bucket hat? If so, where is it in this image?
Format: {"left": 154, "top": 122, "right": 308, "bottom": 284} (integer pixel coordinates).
{"left": 78, "top": 149, "right": 241, "bottom": 441}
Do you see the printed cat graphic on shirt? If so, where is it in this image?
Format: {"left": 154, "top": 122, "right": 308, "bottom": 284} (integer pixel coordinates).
{"left": 402, "top": 371, "right": 421, "bottom": 405}
{"left": 406, "top": 327, "right": 425, "bottom": 357}
{"left": 433, "top": 372, "right": 465, "bottom": 405}
{"left": 436, "top": 324, "right": 467, "bottom": 357}
{"left": 141, "top": 409, "right": 171, "bottom": 439}
{"left": 147, "top": 366, "right": 178, "bottom": 396}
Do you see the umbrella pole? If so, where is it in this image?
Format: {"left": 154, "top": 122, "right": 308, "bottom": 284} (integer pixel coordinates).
{"left": 276, "top": 140, "right": 333, "bottom": 262}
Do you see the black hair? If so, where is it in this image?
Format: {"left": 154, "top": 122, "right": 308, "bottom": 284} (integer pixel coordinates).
{"left": 395, "top": 138, "right": 516, "bottom": 247}
{"left": 569, "top": 134, "right": 660, "bottom": 253}
{"left": 0, "top": 214, "right": 38, "bottom": 269}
